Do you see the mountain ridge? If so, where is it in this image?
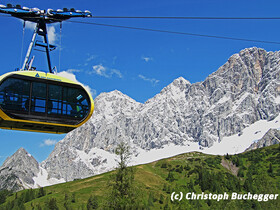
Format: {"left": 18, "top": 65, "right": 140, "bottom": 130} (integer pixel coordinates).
{"left": 40, "top": 47, "right": 280, "bottom": 181}
{"left": 1, "top": 47, "right": 280, "bottom": 190}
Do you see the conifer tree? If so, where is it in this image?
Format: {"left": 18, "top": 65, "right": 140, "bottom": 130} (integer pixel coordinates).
{"left": 268, "top": 163, "right": 273, "bottom": 173}
{"left": 0, "top": 190, "right": 10, "bottom": 204}
{"left": 225, "top": 153, "right": 230, "bottom": 160}
{"left": 37, "top": 187, "right": 45, "bottom": 198}
{"left": 46, "top": 198, "right": 59, "bottom": 210}
{"left": 166, "top": 171, "right": 175, "bottom": 182}
{"left": 147, "top": 192, "right": 154, "bottom": 207}
{"left": 105, "top": 142, "right": 139, "bottom": 209}
{"left": 87, "top": 195, "right": 98, "bottom": 210}
{"left": 159, "top": 194, "right": 164, "bottom": 204}
{"left": 71, "top": 192, "right": 76, "bottom": 203}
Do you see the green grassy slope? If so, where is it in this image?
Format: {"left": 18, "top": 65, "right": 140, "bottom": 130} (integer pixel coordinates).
{"left": 0, "top": 144, "right": 280, "bottom": 209}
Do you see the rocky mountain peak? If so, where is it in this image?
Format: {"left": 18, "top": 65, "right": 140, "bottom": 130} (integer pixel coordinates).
{"left": 1, "top": 148, "right": 38, "bottom": 169}
{"left": 94, "top": 89, "right": 141, "bottom": 116}
{"left": 145, "top": 77, "right": 191, "bottom": 106}
{"left": 172, "top": 76, "right": 191, "bottom": 85}
{"left": 165, "top": 77, "right": 191, "bottom": 93}
{"left": 0, "top": 148, "right": 39, "bottom": 191}
{"left": 213, "top": 47, "right": 266, "bottom": 79}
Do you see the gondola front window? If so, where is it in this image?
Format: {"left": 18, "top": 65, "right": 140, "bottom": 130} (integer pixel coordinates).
{"left": 62, "top": 86, "right": 90, "bottom": 119}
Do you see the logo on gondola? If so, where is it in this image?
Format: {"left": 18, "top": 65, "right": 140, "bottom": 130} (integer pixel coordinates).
{"left": 33, "top": 72, "right": 62, "bottom": 82}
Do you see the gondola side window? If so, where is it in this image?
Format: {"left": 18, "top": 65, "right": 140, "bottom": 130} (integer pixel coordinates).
{"left": 31, "top": 82, "right": 47, "bottom": 113}
{"left": 48, "top": 84, "right": 62, "bottom": 115}
{"left": 0, "top": 78, "right": 30, "bottom": 112}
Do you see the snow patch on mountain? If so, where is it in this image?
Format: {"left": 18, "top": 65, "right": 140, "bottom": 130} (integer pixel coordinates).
{"left": 205, "top": 113, "right": 280, "bottom": 154}
{"left": 33, "top": 167, "right": 65, "bottom": 188}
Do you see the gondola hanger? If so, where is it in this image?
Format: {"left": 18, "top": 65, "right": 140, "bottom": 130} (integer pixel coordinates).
{"left": 0, "top": 4, "right": 94, "bottom": 133}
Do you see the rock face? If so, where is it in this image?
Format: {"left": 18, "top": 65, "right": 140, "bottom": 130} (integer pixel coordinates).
{"left": 0, "top": 148, "right": 39, "bottom": 191}
{"left": 246, "top": 129, "right": 280, "bottom": 151}
{"left": 41, "top": 47, "right": 280, "bottom": 181}
{"left": 1, "top": 47, "right": 280, "bottom": 188}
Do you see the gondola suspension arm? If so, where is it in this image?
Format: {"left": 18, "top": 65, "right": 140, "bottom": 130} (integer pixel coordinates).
{"left": 0, "top": 3, "right": 92, "bottom": 73}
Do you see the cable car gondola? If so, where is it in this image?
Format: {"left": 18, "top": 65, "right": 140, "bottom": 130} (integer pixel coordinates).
{"left": 0, "top": 71, "right": 94, "bottom": 133}
{"left": 0, "top": 4, "right": 94, "bottom": 133}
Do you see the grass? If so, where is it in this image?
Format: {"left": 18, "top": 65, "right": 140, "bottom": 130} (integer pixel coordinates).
{"left": 0, "top": 144, "right": 279, "bottom": 209}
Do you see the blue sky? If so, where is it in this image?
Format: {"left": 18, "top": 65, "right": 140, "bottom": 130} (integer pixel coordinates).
{"left": 1, "top": 0, "right": 280, "bottom": 164}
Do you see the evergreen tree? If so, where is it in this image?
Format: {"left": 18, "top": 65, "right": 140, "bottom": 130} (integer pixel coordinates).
{"left": 46, "top": 198, "right": 59, "bottom": 210}
{"left": 166, "top": 171, "right": 175, "bottom": 182}
{"left": 237, "top": 167, "right": 245, "bottom": 177}
{"left": 63, "top": 192, "right": 70, "bottom": 210}
{"left": 0, "top": 190, "right": 10, "bottom": 204}
{"left": 87, "top": 195, "right": 98, "bottom": 210}
{"left": 23, "top": 189, "right": 35, "bottom": 203}
{"left": 189, "top": 179, "right": 194, "bottom": 191}
{"left": 163, "top": 183, "right": 167, "bottom": 191}
{"left": 161, "top": 162, "right": 167, "bottom": 168}
{"left": 71, "top": 192, "right": 76, "bottom": 203}
{"left": 235, "top": 157, "right": 240, "bottom": 167}
{"left": 65, "top": 193, "right": 69, "bottom": 201}
{"left": 166, "top": 185, "right": 171, "bottom": 194}
{"left": 176, "top": 165, "right": 183, "bottom": 173}
{"left": 244, "top": 173, "right": 254, "bottom": 192}
{"left": 164, "top": 197, "right": 170, "bottom": 209}
{"left": 64, "top": 201, "right": 70, "bottom": 210}
{"left": 225, "top": 153, "right": 230, "bottom": 160}
{"left": 159, "top": 194, "right": 164, "bottom": 204}
{"left": 163, "top": 203, "right": 169, "bottom": 210}
{"left": 105, "top": 142, "right": 139, "bottom": 209}
{"left": 37, "top": 187, "right": 45, "bottom": 198}
{"left": 184, "top": 164, "right": 191, "bottom": 171}
{"left": 268, "top": 163, "right": 273, "bottom": 173}
{"left": 36, "top": 203, "right": 42, "bottom": 210}
{"left": 147, "top": 192, "right": 154, "bottom": 207}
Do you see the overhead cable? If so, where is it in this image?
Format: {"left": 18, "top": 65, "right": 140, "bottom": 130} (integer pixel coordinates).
{"left": 90, "top": 16, "right": 280, "bottom": 20}
{"left": 67, "top": 20, "right": 280, "bottom": 45}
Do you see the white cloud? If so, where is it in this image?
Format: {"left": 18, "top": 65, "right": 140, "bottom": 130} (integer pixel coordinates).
{"left": 92, "top": 64, "right": 107, "bottom": 77}
{"left": 57, "top": 71, "right": 77, "bottom": 81}
{"left": 40, "top": 139, "right": 57, "bottom": 147}
{"left": 86, "top": 55, "right": 97, "bottom": 62}
{"left": 138, "top": 74, "right": 159, "bottom": 86}
{"left": 21, "top": 21, "right": 57, "bottom": 44}
{"left": 25, "top": 21, "right": 36, "bottom": 30}
{"left": 142, "top": 56, "right": 153, "bottom": 62}
{"left": 111, "top": 69, "right": 123, "bottom": 78}
{"left": 65, "top": 69, "right": 81, "bottom": 73}
{"left": 92, "top": 64, "right": 123, "bottom": 78}
{"left": 47, "top": 26, "right": 57, "bottom": 44}
{"left": 57, "top": 70, "right": 97, "bottom": 97}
